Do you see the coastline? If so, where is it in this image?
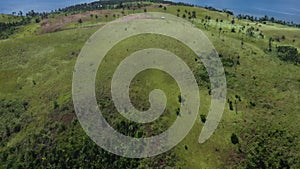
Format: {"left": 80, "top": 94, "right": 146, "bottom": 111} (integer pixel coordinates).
{"left": 0, "top": 0, "right": 299, "bottom": 24}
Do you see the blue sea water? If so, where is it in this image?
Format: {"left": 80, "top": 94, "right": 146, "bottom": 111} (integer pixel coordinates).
{"left": 0, "top": 0, "right": 299, "bottom": 23}
{"left": 173, "top": 0, "right": 300, "bottom": 24}
{"left": 0, "top": 0, "right": 95, "bottom": 14}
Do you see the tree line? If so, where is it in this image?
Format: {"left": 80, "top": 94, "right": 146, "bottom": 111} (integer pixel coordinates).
{"left": 237, "top": 14, "right": 300, "bottom": 28}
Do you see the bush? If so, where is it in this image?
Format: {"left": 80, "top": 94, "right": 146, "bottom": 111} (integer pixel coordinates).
{"left": 222, "top": 57, "right": 235, "bottom": 67}
{"left": 231, "top": 133, "right": 239, "bottom": 145}
{"left": 200, "top": 114, "right": 206, "bottom": 123}
{"left": 229, "top": 101, "right": 234, "bottom": 111}
{"left": 236, "top": 125, "right": 300, "bottom": 168}
{"left": 35, "top": 18, "right": 41, "bottom": 23}
{"left": 277, "top": 46, "right": 300, "bottom": 64}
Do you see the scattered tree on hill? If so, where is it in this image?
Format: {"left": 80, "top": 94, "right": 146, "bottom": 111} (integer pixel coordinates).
{"left": 277, "top": 46, "right": 300, "bottom": 64}
{"left": 259, "top": 32, "right": 264, "bottom": 39}
{"left": 18, "top": 11, "right": 23, "bottom": 17}
{"left": 268, "top": 37, "right": 273, "bottom": 51}
{"left": 231, "top": 133, "right": 239, "bottom": 145}
{"left": 78, "top": 18, "right": 83, "bottom": 24}
{"left": 163, "top": 6, "right": 167, "bottom": 12}
{"left": 176, "top": 108, "right": 180, "bottom": 116}
{"left": 235, "top": 124, "right": 300, "bottom": 168}
{"left": 35, "top": 18, "right": 41, "bottom": 23}
{"left": 231, "top": 19, "right": 235, "bottom": 25}
{"left": 219, "top": 27, "right": 223, "bottom": 37}
{"left": 229, "top": 100, "right": 234, "bottom": 111}
{"left": 200, "top": 114, "right": 206, "bottom": 123}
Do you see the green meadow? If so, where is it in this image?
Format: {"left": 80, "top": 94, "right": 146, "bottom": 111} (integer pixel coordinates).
{"left": 0, "top": 1, "right": 300, "bottom": 168}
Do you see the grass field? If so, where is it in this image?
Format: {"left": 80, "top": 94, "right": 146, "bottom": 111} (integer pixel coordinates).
{"left": 0, "top": 2, "right": 300, "bottom": 168}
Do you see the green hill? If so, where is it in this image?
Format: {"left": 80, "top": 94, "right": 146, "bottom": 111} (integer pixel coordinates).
{"left": 1, "top": 1, "right": 300, "bottom": 168}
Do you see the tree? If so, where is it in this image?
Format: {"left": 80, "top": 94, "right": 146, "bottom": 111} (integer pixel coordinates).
{"left": 176, "top": 108, "right": 180, "bottom": 116}
{"left": 35, "top": 18, "right": 41, "bottom": 23}
{"left": 229, "top": 101, "right": 234, "bottom": 111}
{"left": 182, "top": 14, "right": 186, "bottom": 18}
{"left": 268, "top": 37, "right": 273, "bottom": 51}
{"left": 277, "top": 46, "right": 300, "bottom": 63}
{"left": 78, "top": 18, "right": 83, "bottom": 24}
{"left": 200, "top": 115, "right": 206, "bottom": 123}
{"left": 259, "top": 32, "right": 264, "bottom": 39}
{"left": 144, "top": 8, "right": 147, "bottom": 13}
{"left": 163, "top": 6, "right": 167, "bottom": 12}
{"left": 177, "top": 9, "right": 180, "bottom": 13}
{"left": 18, "top": 11, "right": 23, "bottom": 17}
{"left": 231, "top": 133, "right": 239, "bottom": 145}
{"left": 219, "top": 27, "right": 222, "bottom": 37}
{"left": 231, "top": 19, "right": 235, "bottom": 25}
{"left": 236, "top": 123, "right": 300, "bottom": 168}
{"left": 192, "top": 11, "right": 196, "bottom": 19}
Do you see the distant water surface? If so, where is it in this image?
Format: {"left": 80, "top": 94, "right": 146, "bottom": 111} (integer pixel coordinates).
{"left": 173, "top": 0, "right": 300, "bottom": 24}
{"left": 0, "top": 0, "right": 95, "bottom": 14}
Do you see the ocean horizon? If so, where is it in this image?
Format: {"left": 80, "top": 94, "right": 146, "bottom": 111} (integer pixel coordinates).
{"left": 0, "top": 0, "right": 299, "bottom": 24}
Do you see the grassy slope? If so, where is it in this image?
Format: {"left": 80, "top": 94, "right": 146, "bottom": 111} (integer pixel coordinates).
{"left": 0, "top": 27, "right": 98, "bottom": 148}
{"left": 1, "top": 3, "right": 300, "bottom": 169}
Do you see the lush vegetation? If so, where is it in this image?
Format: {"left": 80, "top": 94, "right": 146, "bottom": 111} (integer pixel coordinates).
{"left": 1, "top": 1, "right": 300, "bottom": 168}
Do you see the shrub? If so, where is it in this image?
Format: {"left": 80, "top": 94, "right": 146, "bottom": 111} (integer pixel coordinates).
{"left": 229, "top": 101, "right": 234, "bottom": 111}
{"left": 200, "top": 114, "right": 206, "bottom": 123}
{"left": 277, "top": 46, "right": 300, "bottom": 64}
{"left": 231, "top": 133, "right": 239, "bottom": 145}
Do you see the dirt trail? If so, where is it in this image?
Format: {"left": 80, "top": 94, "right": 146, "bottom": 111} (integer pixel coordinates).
{"left": 39, "top": 9, "right": 157, "bottom": 34}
